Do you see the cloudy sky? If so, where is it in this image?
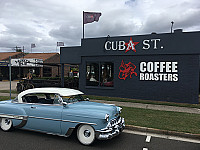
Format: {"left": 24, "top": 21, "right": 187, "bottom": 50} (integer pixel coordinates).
{"left": 0, "top": 0, "right": 199, "bottom": 53}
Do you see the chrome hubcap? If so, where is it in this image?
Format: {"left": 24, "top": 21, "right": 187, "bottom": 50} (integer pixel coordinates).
{"left": 84, "top": 130, "right": 91, "bottom": 138}
{"left": 4, "top": 119, "right": 10, "bottom": 125}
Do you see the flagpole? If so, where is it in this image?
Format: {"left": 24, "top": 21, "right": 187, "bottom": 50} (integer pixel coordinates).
{"left": 83, "top": 11, "right": 85, "bottom": 39}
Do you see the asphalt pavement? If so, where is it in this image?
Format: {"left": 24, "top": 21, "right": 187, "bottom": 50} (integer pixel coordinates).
{"left": 0, "top": 81, "right": 18, "bottom": 90}
{"left": 0, "top": 129, "right": 199, "bottom": 150}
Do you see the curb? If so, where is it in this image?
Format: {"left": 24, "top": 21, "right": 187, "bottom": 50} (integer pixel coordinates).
{"left": 125, "top": 125, "right": 200, "bottom": 140}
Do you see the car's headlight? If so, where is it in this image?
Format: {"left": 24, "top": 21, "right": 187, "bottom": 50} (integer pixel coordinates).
{"left": 105, "top": 114, "right": 109, "bottom": 122}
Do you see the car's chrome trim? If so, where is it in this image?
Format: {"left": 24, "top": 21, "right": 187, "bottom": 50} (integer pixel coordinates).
{"left": 62, "top": 119, "right": 97, "bottom": 125}
{"left": 30, "top": 103, "right": 62, "bottom": 106}
{"left": 29, "top": 116, "right": 97, "bottom": 125}
{"left": 14, "top": 116, "right": 28, "bottom": 128}
{"left": 12, "top": 102, "right": 62, "bottom": 106}
{"left": 29, "top": 116, "right": 61, "bottom": 121}
{"left": 0, "top": 113, "right": 28, "bottom": 128}
{"left": 0, "top": 113, "right": 25, "bottom": 120}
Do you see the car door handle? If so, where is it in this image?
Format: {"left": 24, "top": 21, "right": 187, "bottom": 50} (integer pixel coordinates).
{"left": 31, "top": 106, "right": 37, "bottom": 109}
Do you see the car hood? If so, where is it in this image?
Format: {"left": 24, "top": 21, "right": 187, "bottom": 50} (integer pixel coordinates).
{"left": 66, "top": 101, "right": 119, "bottom": 119}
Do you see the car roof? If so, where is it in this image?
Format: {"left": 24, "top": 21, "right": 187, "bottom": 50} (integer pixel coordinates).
{"left": 17, "top": 87, "right": 84, "bottom": 103}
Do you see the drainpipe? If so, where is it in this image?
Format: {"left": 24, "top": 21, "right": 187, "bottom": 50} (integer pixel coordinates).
{"left": 9, "top": 56, "right": 11, "bottom": 100}
{"left": 61, "top": 64, "right": 64, "bottom": 87}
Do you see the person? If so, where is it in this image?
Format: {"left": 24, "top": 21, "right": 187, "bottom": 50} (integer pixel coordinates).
{"left": 27, "top": 72, "right": 32, "bottom": 79}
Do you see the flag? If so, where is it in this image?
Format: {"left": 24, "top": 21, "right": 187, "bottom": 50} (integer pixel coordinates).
{"left": 31, "top": 43, "right": 36, "bottom": 48}
{"left": 57, "top": 42, "right": 64, "bottom": 46}
{"left": 84, "top": 12, "right": 102, "bottom": 24}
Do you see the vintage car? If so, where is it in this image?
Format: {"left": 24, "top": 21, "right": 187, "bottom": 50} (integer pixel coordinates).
{"left": 0, "top": 88, "right": 125, "bottom": 145}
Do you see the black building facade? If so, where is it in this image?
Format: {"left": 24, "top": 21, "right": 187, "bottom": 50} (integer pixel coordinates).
{"left": 61, "top": 30, "right": 200, "bottom": 104}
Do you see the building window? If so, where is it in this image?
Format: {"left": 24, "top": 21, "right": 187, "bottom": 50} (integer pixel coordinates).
{"left": 100, "top": 63, "right": 114, "bottom": 87}
{"left": 43, "top": 67, "right": 52, "bottom": 77}
{"left": 86, "top": 63, "right": 99, "bottom": 86}
{"left": 86, "top": 62, "right": 114, "bottom": 87}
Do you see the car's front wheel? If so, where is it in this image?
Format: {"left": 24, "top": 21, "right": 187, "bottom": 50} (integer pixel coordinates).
{"left": 0, "top": 118, "right": 13, "bottom": 131}
{"left": 77, "top": 124, "right": 95, "bottom": 145}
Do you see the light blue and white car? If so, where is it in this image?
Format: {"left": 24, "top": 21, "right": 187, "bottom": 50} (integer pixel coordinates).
{"left": 0, "top": 88, "right": 125, "bottom": 145}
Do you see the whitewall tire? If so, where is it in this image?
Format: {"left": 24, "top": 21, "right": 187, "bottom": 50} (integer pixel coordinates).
{"left": 0, "top": 118, "right": 13, "bottom": 131}
{"left": 77, "top": 124, "right": 95, "bottom": 145}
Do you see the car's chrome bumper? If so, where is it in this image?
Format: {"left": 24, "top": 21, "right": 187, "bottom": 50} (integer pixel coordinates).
{"left": 96, "top": 116, "right": 125, "bottom": 140}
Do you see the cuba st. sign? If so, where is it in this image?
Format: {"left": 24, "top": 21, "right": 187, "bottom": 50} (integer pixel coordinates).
{"left": 104, "top": 37, "right": 164, "bottom": 53}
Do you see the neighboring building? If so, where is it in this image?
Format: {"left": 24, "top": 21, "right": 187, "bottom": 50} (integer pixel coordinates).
{"left": 0, "top": 52, "right": 24, "bottom": 61}
{"left": 22, "top": 53, "right": 66, "bottom": 78}
{"left": 0, "top": 52, "right": 24, "bottom": 80}
{"left": 0, "top": 52, "right": 70, "bottom": 80}
{"left": 61, "top": 30, "right": 200, "bottom": 104}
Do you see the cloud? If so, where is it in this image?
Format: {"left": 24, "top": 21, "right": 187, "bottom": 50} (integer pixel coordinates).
{"left": 140, "top": 0, "right": 200, "bottom": 33}
{"left": 49, "top": 21, "right": 82, "bottom": 46}
{"left": 0, "top": 0, "right": 200, "bottom": 52}
{"left": 3, "top": 24, "right": 40, "bottom": 37}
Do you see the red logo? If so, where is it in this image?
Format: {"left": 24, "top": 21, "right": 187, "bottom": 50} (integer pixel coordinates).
{"left": 125, "top": 37, "right": 139, "bottom": 53}
{"left": 118, "top": 60, "right": 137, "bottom": 80}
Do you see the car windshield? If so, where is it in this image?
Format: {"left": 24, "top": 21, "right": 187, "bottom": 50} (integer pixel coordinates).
{"left": 62, "top": 95, "right": 84, "bottom": 103}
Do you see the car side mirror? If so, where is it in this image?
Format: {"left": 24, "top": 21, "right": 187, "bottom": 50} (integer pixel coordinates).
{"left": 85, "top": 98, "right": 89, "bottom": 101}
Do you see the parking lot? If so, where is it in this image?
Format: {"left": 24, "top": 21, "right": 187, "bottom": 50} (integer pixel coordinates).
{"left": 0, "top": 81, "right": 18, "bottom": 91}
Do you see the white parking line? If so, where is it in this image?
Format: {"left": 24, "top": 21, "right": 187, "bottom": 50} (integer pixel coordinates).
{"left": 124, "top": 130, "right": 200, "bottom": 144}
{"left": 146, "top": 135, "right": 151, "bottom": 143}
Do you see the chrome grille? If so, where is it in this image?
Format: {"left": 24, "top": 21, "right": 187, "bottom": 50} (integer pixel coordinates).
{"left": 107, "top": 116, "right": 121, "bottom": 128}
